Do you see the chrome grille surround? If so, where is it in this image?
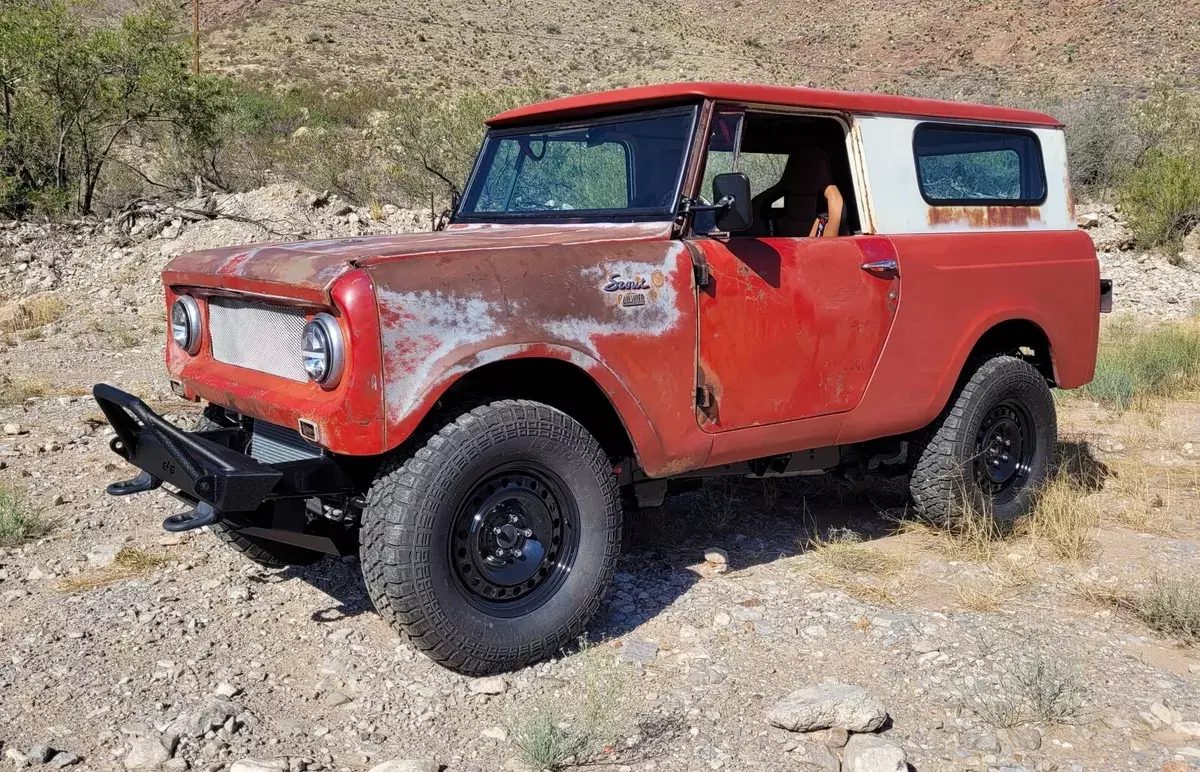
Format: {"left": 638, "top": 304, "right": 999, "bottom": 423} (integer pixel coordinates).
{"left": 207, "top": 297, "right": 308, "bottom": 382}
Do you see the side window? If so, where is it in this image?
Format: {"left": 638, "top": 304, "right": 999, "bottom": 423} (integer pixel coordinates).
{"left": 913, "top": 125, "right": 1046, "bottom": 204}
{"left": 697, "top": 113, "right": 788, "bottom": 201}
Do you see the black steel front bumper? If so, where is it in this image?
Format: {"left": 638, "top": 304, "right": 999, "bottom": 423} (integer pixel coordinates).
{"left": 93, "top": 384, "right": 357, "bottom": 550}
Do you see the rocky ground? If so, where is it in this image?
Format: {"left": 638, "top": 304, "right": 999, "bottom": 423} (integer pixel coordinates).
{"left": 1079, "top": 204, "right": 1200, "bottom": 320}
{"left": 1, "top": 189, "right": 1199, "bottom": 772}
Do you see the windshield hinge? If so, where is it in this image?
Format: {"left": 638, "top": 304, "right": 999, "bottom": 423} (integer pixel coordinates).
{"left": 693, "top": 261, "right": 711, "bottom": 288}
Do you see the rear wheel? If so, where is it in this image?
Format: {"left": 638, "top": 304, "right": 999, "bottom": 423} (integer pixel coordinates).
{"left": 360, "top": 400, "right": 621, "bottom": 675}
{"left": 908, "top": 356, "right": 1056, "bottom": 527}
{"left": 195, "top": 405, "right": 324, "bottom": 568}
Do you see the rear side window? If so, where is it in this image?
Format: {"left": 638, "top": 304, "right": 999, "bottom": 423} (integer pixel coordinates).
{"left": 913, "top": 124, "right": 1046, "bottom": 205}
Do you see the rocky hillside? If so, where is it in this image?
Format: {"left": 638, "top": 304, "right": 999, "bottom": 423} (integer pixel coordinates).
{"left": 193, "top": 0, "right": 1200, "bottom": 96}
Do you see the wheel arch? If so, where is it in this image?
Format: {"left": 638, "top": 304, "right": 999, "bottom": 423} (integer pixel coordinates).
{"left": 964, "top": 317, "right": 1056, "bottom": 386}
{"left": 384, "top": 345, "right": 658, "bottom": 468}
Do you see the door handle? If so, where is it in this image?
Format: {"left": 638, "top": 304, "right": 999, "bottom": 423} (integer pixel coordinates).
{"left": 861, "top": 259, "right": 898, "bottom": 275}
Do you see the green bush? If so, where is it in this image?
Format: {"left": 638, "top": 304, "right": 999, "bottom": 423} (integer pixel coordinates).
{"left": 0, "top": 0, "right": 231, "bottom": 216}
{"left": 1118, "top": 148, "right": 1200, "bottom": 248}
{"left": 0, "top": 483, "right": 49, "bottom": 547}
{"left": 1084, "top": 320, "right": 1200, "bottom": 409}
{"left": 1083, "top": 360, "right": 1135, "bottom": 411}
{"left": 1117, "top": 86, "right": 1200, "bottom": 249}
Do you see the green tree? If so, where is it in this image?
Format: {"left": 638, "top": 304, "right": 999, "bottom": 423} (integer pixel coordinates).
{"left": 387, "top": 85, "right": 547, "bottom": 203}
{"left": 0, "top": 0, "right": 230, "bottom": 216}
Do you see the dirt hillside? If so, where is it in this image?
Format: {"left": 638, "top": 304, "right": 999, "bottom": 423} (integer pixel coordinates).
{"left": 193, "top": 0, "right": 1200, "bottom": 96}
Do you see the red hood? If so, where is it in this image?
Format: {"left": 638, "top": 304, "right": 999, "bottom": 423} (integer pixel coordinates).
{"left": 162, "top": 221, "right": 674, "bottom": 303}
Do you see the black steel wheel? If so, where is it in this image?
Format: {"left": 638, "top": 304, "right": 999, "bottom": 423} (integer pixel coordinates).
{"left": 450, "top": 466, "right": 580, "bottom": 616}
{"left": 360, "top": 400, "right": 621, "bottom": 675}
{"left": 972, "top": 400, "right": 1037, "bottom": 506}
{"left": 909, "top": 356, "right": 1056, "bottom": 526}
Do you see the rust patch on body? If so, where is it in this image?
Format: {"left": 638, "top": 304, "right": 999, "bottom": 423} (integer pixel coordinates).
{"left": 926, "top": 206, "right": 1042, "bottom": 228}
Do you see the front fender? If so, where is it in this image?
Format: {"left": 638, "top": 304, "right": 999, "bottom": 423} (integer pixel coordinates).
{"left": 381, "top": 342, "right": 673, "bottom": 475}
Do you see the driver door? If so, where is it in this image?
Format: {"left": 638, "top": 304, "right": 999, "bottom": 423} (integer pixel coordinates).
{"left": 689, "top": 111, "right": 900, "bottom": 432}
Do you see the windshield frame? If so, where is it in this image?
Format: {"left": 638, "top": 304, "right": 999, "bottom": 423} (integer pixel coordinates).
{"left": 453, "top": 104, "right": 701, "bottom": 224}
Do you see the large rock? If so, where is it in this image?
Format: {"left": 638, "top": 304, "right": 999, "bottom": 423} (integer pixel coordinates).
{"left": 124, "top": 736, "right": 173, "bottom": 771}
{"left": 767, "top": 684, "right": 888, "bottom": 733}
{"left": 843, "top": 735, "right": 907, "bottom": 772}
{"left": 230, "top": 761, "right": 287, "bottom": 772}
{"left": 366, "top": 761, "right": 440, "bottom": 772}
{"left": 86, "top": 543, "right": 122, "bottom": 568}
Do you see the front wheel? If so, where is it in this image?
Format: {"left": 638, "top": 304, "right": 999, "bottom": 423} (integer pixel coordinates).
{"left": 908, "top": 356, "right": 1056, "bottom": 527}
{"left": 360, "top": 400, "right": 622, "bottom": 675}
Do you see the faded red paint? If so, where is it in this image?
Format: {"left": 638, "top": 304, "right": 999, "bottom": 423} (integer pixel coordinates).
{"left": 156, "top": 90, "right": 1098, "bottom": 479}
{"left": 166, "top": 269, "right": 387, "bottom": 455}
{"left": 692, "top": 236, "right": 899, "bottom": 431}
{"left": 926, "top": 206, "right": 1043, "bottom": 228}
{"left": 488, "top": 82, "right": 1063, "bottom": 129}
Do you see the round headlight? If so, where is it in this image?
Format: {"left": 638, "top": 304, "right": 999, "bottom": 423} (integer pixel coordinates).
{"left": 302, "top": 313, "right": 344, "bottom": 388}
{"left": 170, "top": 296, "right": 202, "bottom": 355}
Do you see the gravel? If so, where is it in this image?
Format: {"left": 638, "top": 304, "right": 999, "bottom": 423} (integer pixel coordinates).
{"left": 0, "top": 191, "right": 1198, "bottom": 772}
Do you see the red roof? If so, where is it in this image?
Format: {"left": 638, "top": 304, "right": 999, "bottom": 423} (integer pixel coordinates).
{"left": 487, "top": 81, "right": 1062, "bottom": 128}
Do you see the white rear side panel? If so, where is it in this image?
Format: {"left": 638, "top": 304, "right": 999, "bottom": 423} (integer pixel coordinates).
{"left": 854, "top": 115, "right": 1074, "bottom": 234}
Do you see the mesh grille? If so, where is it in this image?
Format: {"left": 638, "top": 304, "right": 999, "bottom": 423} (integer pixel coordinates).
{"left": 208, "top": 297, "right": 308, "bottom": 382}
{"left": 249, "top": 419, "right": 322, "bottom": 464}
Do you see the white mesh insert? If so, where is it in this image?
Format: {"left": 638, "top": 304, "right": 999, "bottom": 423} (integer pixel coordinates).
{"left": 207, "top": 297, "right": 308, "bottom": 382}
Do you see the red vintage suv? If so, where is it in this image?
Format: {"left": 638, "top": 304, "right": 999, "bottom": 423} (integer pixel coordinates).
{"left": 95, "top": 82, "right": 1106, "bottom": 674}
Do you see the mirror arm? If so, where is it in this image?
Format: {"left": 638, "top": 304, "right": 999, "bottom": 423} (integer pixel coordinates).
{"left": 679, "top": 195, "right": 734, "bottom": 215}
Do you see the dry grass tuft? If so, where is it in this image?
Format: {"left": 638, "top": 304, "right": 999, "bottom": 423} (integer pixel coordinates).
{"left": 807, "top": 527, "right": 899, "bottom": 576}
{"left": 59, "top": 548, "right": 166, "bottom": 593}
{"left": 900, "top": 498, "right": 1006, "bottom": 563}
{"left": 0, "top": 484, "right": 51, "bottom": 547}
{"left": 803, "top": 527, "right": 907, "bottom": 606}
{"left": 968, "top": 648, "right": 1087, "bottom": 727}
{"left": 1084, "top": 575, "right": 1200, "bottom": 645}
{"left": 1022, "top": 474, "right": 1099, "bottom": 560}
{"left": 0, "top": 376, "right": 49, "bottom": 407}
{"left": 0, "top": 295, "right": 68, "bottom": 333}
{"left": 688, "top": 478, "right": 742, "bottom": 533}
{"left": 508, "top": 646, "right": 633, "bottom": 770}
{"left": 957, "top": 584, "right": 1005, "bottom": 612}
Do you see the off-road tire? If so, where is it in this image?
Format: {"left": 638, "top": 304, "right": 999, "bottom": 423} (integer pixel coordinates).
{"left": 196, "top": 406, "right": 324, "bottom": 568}
{"left": 908, "top": 356, "right": 1056, "bottom": 527}
{"left": 360, "top": 400, "right": 622, "bottom": 675}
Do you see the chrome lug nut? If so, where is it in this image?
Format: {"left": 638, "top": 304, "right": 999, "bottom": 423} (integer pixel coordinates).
{"left": 523, "top": 528, "right": 533, "bottom": 537}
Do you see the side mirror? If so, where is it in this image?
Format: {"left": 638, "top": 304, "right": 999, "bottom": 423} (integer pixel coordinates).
{"left": 712, "top": 172, "right": 752, "bottom": 232}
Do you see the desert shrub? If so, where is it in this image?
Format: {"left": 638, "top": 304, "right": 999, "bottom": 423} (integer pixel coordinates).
{"left": 0, "top": 0, "right": 231, "bottom": 216}
{"left": 1084, "top": 319, "right": 1200, "bottom": 408}
{"left": 0, "top": 483, "right": 50, "bottom": 547}
{"left": 386, "top": 84, "right": 548, "bottom": 204}
{"left": 968, "top": 648, "right": 1087, "bottom": 727}
{"left": 1053, "top": 91, "right": 1141, "bottom": 193}
{"left": 1089, "top": 576, "right": 1200, "bottom": 645}
{"left": 1118, "top": 148, "right": 1200, "bottom": 248}
{"left": 1118, "top": 86, "right": 1200, "bottom": 248}
{"left": 508, "top": 651, "right": 631, "bottom": 770}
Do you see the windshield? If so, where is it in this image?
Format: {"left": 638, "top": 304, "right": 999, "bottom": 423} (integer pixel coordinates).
{"left": 457, "top": 106, "right": 697, "bottom": 220}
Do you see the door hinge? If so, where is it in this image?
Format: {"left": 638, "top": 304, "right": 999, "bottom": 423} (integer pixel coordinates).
{"left": 693, "top": 261, "right": 711, "bottom": 288}
{"left": 696, "top": 384, "right": 714, "bottom": 409}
